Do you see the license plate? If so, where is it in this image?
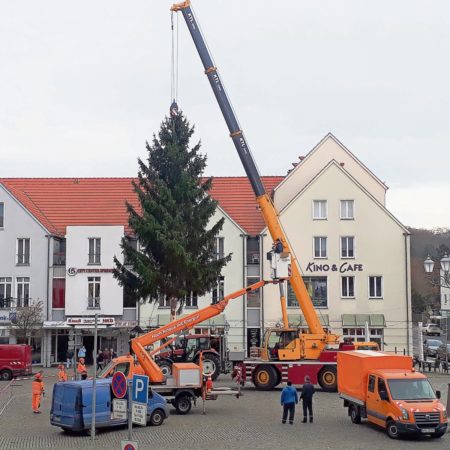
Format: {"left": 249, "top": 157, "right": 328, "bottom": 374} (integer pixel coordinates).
{"left": 421, "top": 428, "right": 435, "bottom": 433}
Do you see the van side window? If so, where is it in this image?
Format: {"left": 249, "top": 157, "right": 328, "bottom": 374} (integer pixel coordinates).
{"left": 368, "top": 375, "right": 375, "bottom": 393}
{"left": 377, "top": 378, "right": 387, "bottom": 395}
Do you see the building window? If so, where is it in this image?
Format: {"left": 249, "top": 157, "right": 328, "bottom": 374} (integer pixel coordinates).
{"left": 52, "top": 278, "right": 65, "bottom": 308}
{"left": 369, "top": 276, "right": 383, "bottom": 298}
{"left": 123, "top": 238, "right": 138, "bottom": 265}
{"left": 0, "top": 277, "right": 13, "bottom": 308}
{"left": 88, "top": 277, "right": 101, "bottom": 309}
{"left": 216, "top": 237, "right": 224, "bottom": 259}
{"left": 123, "top": 285, "right": 138, "bottom": 308}
{"left": 341, "top": 236, "right": 354, "bottom": 258}
{"left": 16, "top": 277, "right": 30, "bottom": 307}
{"left": 247, "top": 236, "right": 260, "bottom": 265}
{"left": 313, "top": 237, "right": 327, "bottom": 258}
{"left": 313, "top": 200, "right": 327, "bottom": 220}
{"left": 17, "top": 238, "right": 30, "bottom": 265}
{"left": 88, "top": 238, "right": 101, "bottom": 265}
{"left": 342, "top": 327, "right": 384, "bottom": 349}
{"left": 53, "top": 239, "right": 66, "bottom": 266}
{"left": 247, "top": 276, "right": 261, "bottom": 307}
{"left": 212, "top": 276, "right": 224, "bottom": 304}
{"left": 287, "top": 277, "right": 327, "bottom": 308}
{"left": 341, "top": 276, "right": 355, "bottom": 298}
{"left": 185, "top": 292, "right": 198, "bottom": 308}
{"left": 340, "top": 200, "right": 354, "bottom": 219}
{"left": 0, "top": 202, "right": 4, "bottom": 228}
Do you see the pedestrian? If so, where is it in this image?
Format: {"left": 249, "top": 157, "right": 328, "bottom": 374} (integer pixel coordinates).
{"left": 57, "top": 364, "right": 68, "bottom": 382}
{"left": 77, "top": 357, "right": 86, "bottom": 380}
{"left": 32, "top": 372, "right": 45, "bottom": 414}
{"left": 102, "top": 348, "right": 110, "bottom": 366}
{"left": 110, "top": 348, "right": 117, "bottom": 359}
{"left": 280, "top": 380, "right": 298, "bottom": 424}
{"left": 96, "top": 350, "right": 104, "bottom": 372}
{"left": 78, "top": 345, "right": 86, "bottom": 360}
{"left": 300, "top": 375, "right": 315, "bottom": 423}
{"left": 66, "top": 349, "right": 74, "bottom": 369}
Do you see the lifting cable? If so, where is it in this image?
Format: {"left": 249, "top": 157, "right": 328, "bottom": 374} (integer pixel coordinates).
{"left": 170, "top": 11, "right": 179, "bottom": 118}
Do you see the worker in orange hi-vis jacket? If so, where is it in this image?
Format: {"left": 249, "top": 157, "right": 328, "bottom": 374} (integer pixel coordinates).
{"left": 32, "top": 372, "right": 45, "bottom": 414}
{"left": 76, "top": 357, "right": 86, "bottom": 379}
{"left": 57, "top": 364, "right": 68, "bottom": 382}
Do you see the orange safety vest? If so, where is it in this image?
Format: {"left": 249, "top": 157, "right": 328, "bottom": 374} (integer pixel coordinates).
{"left": 58, "top": 370, "right": 68, "bottom": 382}
{"left": 77, "top": 362, "right": 86, "bottom": 373}
{"left": 32, "top": 379, "right": 45, "bottom": 395}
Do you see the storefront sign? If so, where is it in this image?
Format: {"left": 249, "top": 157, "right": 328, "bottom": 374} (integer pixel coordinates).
{"left": 66, "top": 317, "right": 115, "bottom": 326}
{"left": 116, "top": 320, "right": 138, "bottom": 328}
{"left": 305, "top": 262, "right": 364, "bottom": 273}
{"left": 67, "top": 267, "right": 114, "bottom": 276}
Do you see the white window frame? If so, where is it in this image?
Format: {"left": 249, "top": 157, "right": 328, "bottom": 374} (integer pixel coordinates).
{"left": 16, "top": 238, "right": 31, "bottom": 265}
{"left": 16, "top": 277, "right": 30, "bottom": 307}
{"left": 212, "top": 276, "right": 225, "bottom": 304}
{"left": 313, "top": 236, "right": 327, "bottom": 259}
{"left": 368, "top": 276, "right": 383, "bottom": 299}
{"left": 0, "top": 202, "right": 4, "bottom": 229}
{"left": 340, "top": 200, "right": 355, "bottom": 220}
{"left": 341, "top": 276, "right": 355, "bottom": 298}
{"left": 87, "top": 276, "right": 101, "bottom": 309}
{"left": 88, "top": 238, "right": 101, "bottom": 265}
{"left": 342, "top": 327, "right": 384, "bottom": 349}
{"left": 216, "top": 237, "right": 224, "bottom": 260}
{"left": 340, "top": 236, "right": 355, "bottom": 259}
{"left": 185, "top": 292, "right": 198, "bottom": 308}
{"left": 0, "top": 277, "right": 13, "bottom": 308}
{"left": 312, "top": 200, "right": 327, "bottom": 220}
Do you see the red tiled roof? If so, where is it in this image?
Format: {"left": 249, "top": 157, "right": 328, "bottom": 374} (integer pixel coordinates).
{"left": 0, "top": 176, "right": 284, "bottom": 236}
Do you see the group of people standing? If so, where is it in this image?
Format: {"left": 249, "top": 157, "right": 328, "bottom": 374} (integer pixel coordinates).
{"left": 280, "top": 377, "right": 315, "bottom": 425}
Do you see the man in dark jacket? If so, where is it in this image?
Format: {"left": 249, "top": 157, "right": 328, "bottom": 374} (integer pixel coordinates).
{"left": 280, "top": 380, "right": 298, "bottom": 424}
{"left": 300, "top": 376, "right": 315, "bottom": 423}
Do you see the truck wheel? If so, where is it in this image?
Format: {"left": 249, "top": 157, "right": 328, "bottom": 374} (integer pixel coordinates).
{"left": 158, "top": 360, "right": 172, "bottom": 377}
{"left": 150, "top": 408, "right": 165, "bottom": 426}
{"left": 0, "top": 369, "right": 12, "bottom": 381}
{"left": 386, "top": 420, "right": 399, "bottom": 439}
{"left": 174, "top": 394, "right": 192, "bottom": 415}
{"left": 318, "top": 366, "right": 337, "bottom": 392}
{"left": 253, "top": 365, "right": 277, "bottom": 390}
{"left": 349, "top": 405, "right": 361, "bottom": 424}
{"left": 195, "top": 353, "right": 221, "bottom": 380}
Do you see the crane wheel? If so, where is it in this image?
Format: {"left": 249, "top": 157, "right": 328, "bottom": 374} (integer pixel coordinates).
{"left": 318, "top": 366, "right": 337, "bottom": 392}
{"left": 253, "top": 365, "right": 277, "bottom": 390}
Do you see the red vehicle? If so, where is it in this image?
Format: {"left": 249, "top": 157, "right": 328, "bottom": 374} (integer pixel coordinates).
{"left": 156, "top": 334, "right": 226, "bottom": 380}
{"left": 0, "top": 344, "right": 32, "bottom": 380}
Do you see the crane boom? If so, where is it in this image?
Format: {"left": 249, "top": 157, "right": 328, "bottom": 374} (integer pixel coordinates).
{"left": 131, "top": 279, "right": 273, "bottom": 383}
{"left": 171, "top": 1, "right": 337, "bottom": 343}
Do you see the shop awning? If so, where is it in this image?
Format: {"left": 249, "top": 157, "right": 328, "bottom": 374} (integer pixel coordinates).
{"left": 157, "top": 314, "right": 226, "bottom": 327}
{"left": 341, "top": 314, "right": 386, "bottom": 327}
{"left": 288, "top": 314, "right": 329, "bottom": 327}
{"left": 43, "top": 321, "right": 70, "bottom": 329}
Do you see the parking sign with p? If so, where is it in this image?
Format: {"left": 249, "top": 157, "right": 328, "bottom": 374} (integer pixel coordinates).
{"left": 132, "top": 374, "right": 149, "bottom": 404}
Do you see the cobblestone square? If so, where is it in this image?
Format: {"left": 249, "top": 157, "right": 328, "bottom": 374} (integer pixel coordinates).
{"left": 0, "top": 368, "right": 448, "bottom": 450}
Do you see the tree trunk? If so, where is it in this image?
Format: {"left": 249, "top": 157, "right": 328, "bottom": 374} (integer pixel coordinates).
{"left": 169, "top": 297, "right": 178, "bottom": 322}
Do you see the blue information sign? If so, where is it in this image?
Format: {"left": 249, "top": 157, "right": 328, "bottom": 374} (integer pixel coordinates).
{"left": 131, "top": 374, "right": 149, "bottom": 404}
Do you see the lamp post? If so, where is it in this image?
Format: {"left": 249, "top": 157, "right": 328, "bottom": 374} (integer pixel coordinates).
{"left": 424, "top": 254, "right": 450, "bottom": 362}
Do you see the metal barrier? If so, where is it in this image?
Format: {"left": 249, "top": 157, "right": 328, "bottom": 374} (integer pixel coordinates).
{"left": 0, "top": 380, "right": 14, "bottom": 417}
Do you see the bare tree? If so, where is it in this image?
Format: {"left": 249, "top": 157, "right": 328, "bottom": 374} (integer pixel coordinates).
{"left": 10, "top": 301, "right": 44, "bottom": 345}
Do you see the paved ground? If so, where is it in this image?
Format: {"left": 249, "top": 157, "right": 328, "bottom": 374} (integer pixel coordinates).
{"left": 0, "top": 367, "right": 448, "bottom": 450}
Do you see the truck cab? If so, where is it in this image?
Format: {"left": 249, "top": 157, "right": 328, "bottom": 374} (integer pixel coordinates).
{"left": 338, "top": 351, "right": 448, "bottom": 439}
{"left": 97, "top": 355, "right": 144, "bottom": 379}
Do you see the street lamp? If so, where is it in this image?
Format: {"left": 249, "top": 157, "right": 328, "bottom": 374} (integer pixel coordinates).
{"left": 423, "top": 254, "right": 450, "bottom": 288}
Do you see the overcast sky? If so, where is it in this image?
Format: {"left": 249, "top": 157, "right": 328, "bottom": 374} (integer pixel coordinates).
{"left": 1, "top": 1, "right": 449, "bottom": 229}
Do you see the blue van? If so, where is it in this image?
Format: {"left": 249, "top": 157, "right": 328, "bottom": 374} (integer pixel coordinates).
{"left": 50, "top": 378, "right": 168, "bottom": 432}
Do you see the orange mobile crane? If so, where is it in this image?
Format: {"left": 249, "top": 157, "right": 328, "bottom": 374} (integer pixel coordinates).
{"left": 168, "top": 0, "right": 371, "bottom": 392}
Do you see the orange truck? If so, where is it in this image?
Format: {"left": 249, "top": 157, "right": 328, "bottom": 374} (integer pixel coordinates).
{"left": 338, "top": 351, "right": 448, "bottom": 439}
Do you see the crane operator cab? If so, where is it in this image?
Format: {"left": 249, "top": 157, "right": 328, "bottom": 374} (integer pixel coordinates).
{"left": 262, "top": 329, "right": 299, "bottom": 361}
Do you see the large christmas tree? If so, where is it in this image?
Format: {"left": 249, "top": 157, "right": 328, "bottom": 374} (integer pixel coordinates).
{"left": 114, "top": 109, "right": 231, "bottom": 319}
